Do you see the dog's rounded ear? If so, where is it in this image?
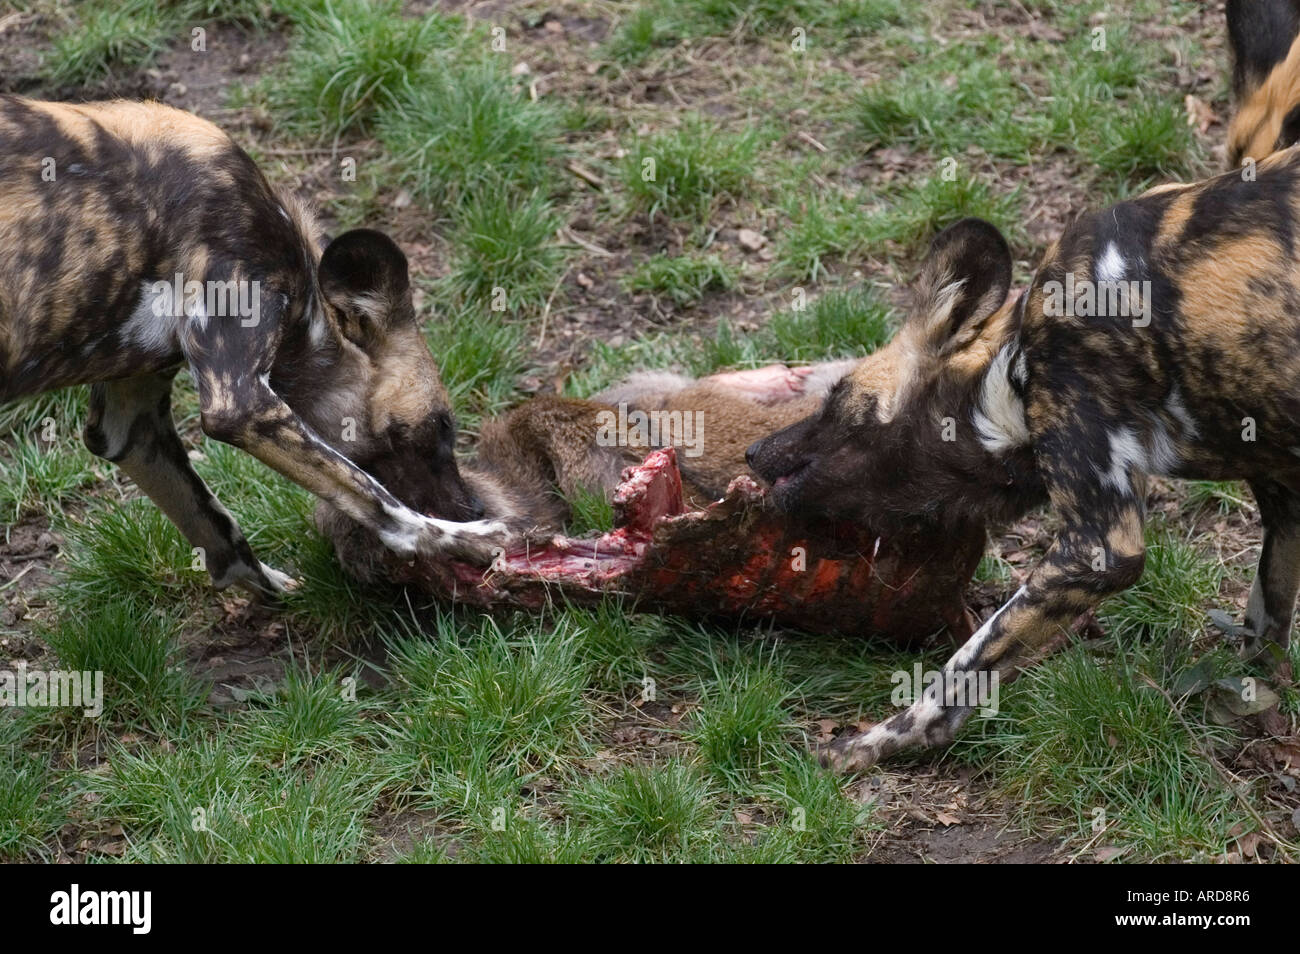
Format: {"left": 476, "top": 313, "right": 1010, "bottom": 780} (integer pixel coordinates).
{"left": 908, "top": 218, "right": 1012, "bottom": 354}
{"left": 1227, "top": 0, "right": 1300, "bottom": 101}
{"left": 319, "top": 229, "right": 412, "bottom": 347}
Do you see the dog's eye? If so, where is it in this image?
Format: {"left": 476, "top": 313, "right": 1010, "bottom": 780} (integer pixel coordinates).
{"left": 435, "top": 411, "right": 456, "bottom": 449}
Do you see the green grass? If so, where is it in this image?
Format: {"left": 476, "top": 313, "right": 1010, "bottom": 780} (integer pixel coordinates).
{"left": 0, "top": 435, "right": 98, "bottom": 525}
{"left": 753, "top": 753, "right": 871, "bottom": 862}
{"left": 377, "top": 60, "right": 561, "bottom": 215}
{"left": 45, "top": 0, "right": 170, "bottom": 85}
{"left": 56, "top": 499, "right": 205, "bottom": 609}
{"left": 91, "top": 737, "right": 374, "bottom": 862}
{"left": 563, "top": 484, "right": 616, "bottom": 536}
{"left": 1185, "top": 480, "right": 1254, "bottom": 516}
{"left": 622, "top": 117, "right": 762, "bottom": 225}
{"left": 40, "top": 598, "right": 206, "bottom": 730}
{"left": 776, "top": 192, "right": 879, "bottom": 283}
{"left": 955, "top": 519, "right": 1245, "bottom": 859}
{"left": 274, "top": 1, "right": 458, "bottom": 139}
{"left": 42, "top": 0, "right": 313, "bottom": 85}
{"left": 567, "top": 761, "right": 717, "bottom": 862}
{"left": 690, "top": 656, "right": 794, "bottom": 789}
{"left": 964, "top": 640, "right": 1243, "bottom": 860}
{"left": 441, "top": 189, "right": 565, "bottom": 318}
{"left": 423, "top": 299, "right": 531, "bottom": 431}
{"left": 375, "top": 614, "right": 593, "bottom": 812}
{"left": 623, "top": 252, "right": 738, "bottom": 307}
{"left": 607, "top": 0, "right": 906, "bottom": 64}
{"left": 465, "top": 815, "right": 592, "bottom": 863}
{"left": 7, "top": 0, "right": 1265, "bottom": 865}
{"left": 855, "top": 20, "right": 1200, "bottom": 191}
{"left": 763, "top": 286, "right": 895, "bottom": 360}
{"left": 240, "top": 665, "right": 370, "bottom": 766}
{"left": 0, "top": 720, "right": 71, "bottom": 861}
{"left": 1099, "top": 522, "right": 1224, "bottom": 643}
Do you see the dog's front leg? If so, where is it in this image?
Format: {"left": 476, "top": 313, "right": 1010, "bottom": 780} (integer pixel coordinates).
{"left": 194, "top": 373, "right": 507, "bottom": 564}
{"left": 823, "top": 494, "right": 1147, "bottom": 773}
{"left": 1243, "top": 479, "right": 1300, "bottom": 660}
{"left": 84, "top": 371, "right": 295, "bottom": 597}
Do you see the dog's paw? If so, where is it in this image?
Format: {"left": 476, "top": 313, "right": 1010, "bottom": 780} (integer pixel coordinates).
{"left": 815, "top": 731, "right": 883, "bottom": 775}
{"left": 431, "top": 518, "right": 514, "bottom": 566}
{"left": 258, "top": 563, "right": 300, "bottom": 595}
{"left": 229, "top": 562, "right": 300, "bottom": 602}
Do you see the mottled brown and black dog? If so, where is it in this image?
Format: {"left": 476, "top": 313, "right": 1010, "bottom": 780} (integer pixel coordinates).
{"left": 749, "top": 153, "right": 1300, "bottom": 769}
{"left": 1227, "top": 0, "right": 1300, "bottom": 168}
{"left": 0, "top": 96, "right": 507, "bottom": 595}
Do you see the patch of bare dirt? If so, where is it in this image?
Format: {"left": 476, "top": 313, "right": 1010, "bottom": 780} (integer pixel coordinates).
{"left": 149, "top": 21, "right": 289, "bottom": 119}
{"left": 1, "top": 515, "right": 62, "bottom": 658}
{"left": 857, "top": 766, "right": 1063, "bottom": 862}
{"left": 367, "top": 808, "right": 452, "bottom": 861}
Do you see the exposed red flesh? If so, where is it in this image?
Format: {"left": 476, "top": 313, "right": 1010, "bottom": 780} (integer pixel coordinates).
{"left": 388, "top": 449, "right": 984, "bottom": 644}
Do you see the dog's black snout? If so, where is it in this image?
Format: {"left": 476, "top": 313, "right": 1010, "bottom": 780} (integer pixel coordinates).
{"left": 466, "top": 495, "right": 487, "bottom": 521}
{"left": 745, "top": 439, "right": 762, "bottom": 470}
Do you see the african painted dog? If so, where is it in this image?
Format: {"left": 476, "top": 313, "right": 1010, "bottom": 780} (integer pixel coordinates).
{"left": 0, "top": 96, "right": 507, "bottom": 595}
{"left": 1227, "top": 0, "right": 1300, "bottom": 168}
{"left": 748, "top": 151, "right": 1300, "bottom": 770}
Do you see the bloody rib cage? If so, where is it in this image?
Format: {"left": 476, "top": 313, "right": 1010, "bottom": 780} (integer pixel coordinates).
{"left": 378, "top": 448, "right": 985, "bottom": 644}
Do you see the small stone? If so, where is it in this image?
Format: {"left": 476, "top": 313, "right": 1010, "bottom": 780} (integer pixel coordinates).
{"left": 737, "top": 228, "right": 766, "bottom": 251}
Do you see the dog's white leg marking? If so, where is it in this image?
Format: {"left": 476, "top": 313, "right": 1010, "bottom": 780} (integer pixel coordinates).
{"left": 377, "top": 502, "right": 508, "bottom": 562}
{"left": 1100, "top": 426, "right": 1145, "bottom": 493}
{"left": 853, "top": 585, "right": 1028, "bottom": 755}
{"left": 1145, "top": 420, "right": 1179, "bottom": 476}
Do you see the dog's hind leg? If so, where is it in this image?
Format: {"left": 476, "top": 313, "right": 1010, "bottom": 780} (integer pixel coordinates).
{"left": 83, "top": 370, "right": 296, "bottom": 597}
{"left": 1243, "top": 479, "right": 1300, "bottom": 658}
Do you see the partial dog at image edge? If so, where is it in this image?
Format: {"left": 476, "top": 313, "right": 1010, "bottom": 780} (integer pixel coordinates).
{"left": 316, "top": 363, "right": 988, "bottom": 644}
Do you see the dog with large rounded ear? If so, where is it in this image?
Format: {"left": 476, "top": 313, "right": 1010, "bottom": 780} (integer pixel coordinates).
{"left": 318, "top": 228, "right": 416, "bottom": 346}
{"left": 884, "top": 217, "right": 1014, "bottom": 419}
{"left": 1226, "top": 0, "right": 1300, "bottom": 166}
{"left": 748, "top": 216, "right": 1019, "bottom": 531}
{"left": 311, "top": 228, "right": 485, "bottom": 523}
{"left": 906, "top": 217, "right": 1013, "bottom": 352}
